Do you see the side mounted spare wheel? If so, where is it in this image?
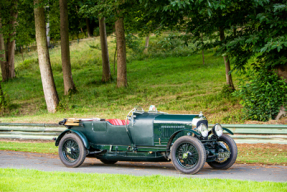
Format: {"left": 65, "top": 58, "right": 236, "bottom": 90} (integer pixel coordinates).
{"left": 58, "top": 133, "right": 87, "bottom": 167}
{"left": 171, "top": 136, "right": 206, "bottom": 174}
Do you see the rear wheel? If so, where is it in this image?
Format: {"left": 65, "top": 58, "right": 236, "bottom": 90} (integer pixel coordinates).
{"left": 207, "top": 134, "right": 237, "bottom": 169}
{"left": 58, "top": 133, "right": 86, "bottom": 167}
{"left": 100, "top": 159, "right": 118, "bottom": 164}
{"left": 171, "top": 136, "right": 206, "bottom": 174}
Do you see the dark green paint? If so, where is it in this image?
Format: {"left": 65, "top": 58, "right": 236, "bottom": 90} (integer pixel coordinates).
{"left": 55, "top": 129, "right": 90, "bottom": 149}
{"left": 223, "top": 127, "right": 234, "bottom": 135}
{"left": 56, "top": 112, "right": 230, "bottom": 162}
{"left": 154, "top": 114, "right": 197, "bottom": 145}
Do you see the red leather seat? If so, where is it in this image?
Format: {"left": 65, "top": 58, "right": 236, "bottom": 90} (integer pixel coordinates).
{"left": 107, "top": 119, "right": 129, "bottom": 125}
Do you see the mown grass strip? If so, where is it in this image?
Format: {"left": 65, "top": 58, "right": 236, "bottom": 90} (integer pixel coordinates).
{"left": 0, "top": 168, "right": 286, "bottom": 192}
{"left": 0, "top": 141, "right": 58, "bottom": 154}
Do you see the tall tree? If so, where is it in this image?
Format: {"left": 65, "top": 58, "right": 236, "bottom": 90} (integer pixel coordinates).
{"left": 34, "top": 0, "right": 59, "bottom": 113}
{"left": 79, "top": 0, "right": 128, "bottom": 87}
{"left": 6, "top": 1, "right": 17, "bottom": 80}
{"left": 219, "top": 27, "right": 235, "bottom": 90}
{"left": 143, "top": 34, "right": 149, "bottom": 54}
{"left": 59, "top": 0, "right": 76, "bottom": 95}
{"left": 86, "top": 18, "right": 93, "bottom": 37}
{"left": 0, "top": 18, "right": 6, "bottom": 79}
{"left": 0, "top": 1, "right": 18, "bottom": 82}
{"left": 115, "top": 15, "right": 127, "bottom": 87}
{"left": 99, "top": 17, "right": 111, "bottom": 82}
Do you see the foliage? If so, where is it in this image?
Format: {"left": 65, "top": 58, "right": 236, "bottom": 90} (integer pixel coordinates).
{"left": 15, "top": 1, "right": 35, "bottom": 48}
{"left": 48, "top": 0, "right": 87, "bottom": 41}
{"left": 234, "top": 69, "right": 287, "bottom": 121}
{"left": 124, "top": 32, "right": 195, "bottom": 61}
{"left": 221, "top": 84, "right": 235, "bottom": 98}
{"left": 154, "top": 33, "right": 182, "bottom": 51}
{"left": 125, "top": 33, "right": 144, "bottom": 54}
{"left": 0, "top": 89, "right": 10, "bottom": 114}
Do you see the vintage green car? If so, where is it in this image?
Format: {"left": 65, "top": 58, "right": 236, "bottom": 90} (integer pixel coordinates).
{"left": 56, "top": 106, "right": 237, "bottom": 174}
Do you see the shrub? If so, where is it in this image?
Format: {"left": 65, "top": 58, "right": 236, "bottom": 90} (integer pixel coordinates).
{"left": 234, "top": 69, "right": 287, "bottom": 121}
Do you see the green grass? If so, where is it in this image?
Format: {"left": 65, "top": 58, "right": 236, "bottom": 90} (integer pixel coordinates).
{"left": 0, "top": 168, "right": 286, "bottom": 192}
{"left": 1, "top": 141, "right": 286, "bottom": 165}
{"left": 1, "top": 35, "right": 243, "bottom": 124}
{"left": 0, "top": 141, "right": 58, "bottom": 154}
{"left": 236, "top": 144, "right": 287, "bottom": 165}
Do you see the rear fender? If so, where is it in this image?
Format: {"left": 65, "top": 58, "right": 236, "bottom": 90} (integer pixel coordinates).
{"left": 55, "top": 129, "right": 90, "bottom": 149}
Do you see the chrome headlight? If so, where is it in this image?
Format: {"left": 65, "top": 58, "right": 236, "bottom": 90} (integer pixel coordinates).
{"left": 198, "top": 123, "right": 208, "bottom": 137}
{"left": 212, "top": 123, "right": 223, "bottom": 137}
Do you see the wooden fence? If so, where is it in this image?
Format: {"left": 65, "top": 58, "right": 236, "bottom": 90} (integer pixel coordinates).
{"left": 0, "top": 123, "right": 286, "bottom": 144}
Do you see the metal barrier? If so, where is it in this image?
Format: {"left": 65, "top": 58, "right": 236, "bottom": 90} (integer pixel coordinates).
{"left": 214, "top": 124, "right": 287, "bottom": 144}
{"left": 0, "top": 123, "right": 65, "bottom": 140}
{"left": 0, "top": 123, "right": 286, "bottom": 144}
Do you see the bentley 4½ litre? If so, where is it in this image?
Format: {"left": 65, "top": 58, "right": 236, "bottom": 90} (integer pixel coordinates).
{"left": 56, "top": 106, "right": 237, "bottom": 174}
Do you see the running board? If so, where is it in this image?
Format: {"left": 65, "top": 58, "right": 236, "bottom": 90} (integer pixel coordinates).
{"left": 88, "top": 149, "right": 107, "bottom": 155}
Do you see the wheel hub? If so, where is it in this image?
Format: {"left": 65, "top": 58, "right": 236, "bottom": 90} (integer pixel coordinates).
{"left": 66, "top": 147, "right": 71, "bottom": 154}
{"left": 182, "top": 152, "right": 192, "bottom": 159}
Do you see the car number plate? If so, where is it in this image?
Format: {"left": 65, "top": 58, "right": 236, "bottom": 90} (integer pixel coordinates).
{"left": 218, "top": 152, "right": 230, "bottom": 159}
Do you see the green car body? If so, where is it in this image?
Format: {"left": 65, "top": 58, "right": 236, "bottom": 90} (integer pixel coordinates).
{"left": 56, "top": 106, "right": 237, "bottom": 174}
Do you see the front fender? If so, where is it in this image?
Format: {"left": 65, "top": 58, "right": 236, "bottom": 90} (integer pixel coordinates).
{"left": 55, "top": 129, "right": 90, "bottom": 149}
{"left": 223, "top": 127, "right": 234, "bottom": 135}
{"left": 165, "top": 129, "right": 200, "bottom": 158}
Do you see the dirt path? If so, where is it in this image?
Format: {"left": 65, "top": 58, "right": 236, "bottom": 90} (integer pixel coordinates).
{"left": 0, "top": 151, "right": 286, "bottom": 182}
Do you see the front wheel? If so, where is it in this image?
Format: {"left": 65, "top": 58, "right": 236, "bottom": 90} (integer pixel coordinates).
{"left": 58, "top": 133, "right": 86, "bottom": 167}
{"left": 171, "top": 136, "right": 206, "bottom": 174}
{"left": 207, "top": 134, "right": 237, "bottom": 169}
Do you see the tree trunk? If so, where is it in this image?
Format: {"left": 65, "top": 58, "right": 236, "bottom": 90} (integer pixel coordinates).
{"left": 34, "top": 0, "right": 59, "bottom": 113}
{"left": 7, "top": 1, "right": 18, "bottom": 79}
{"left": 275, "top": 64, "right": 287, "bottom": 82}
{"left": 86, "top": 18, "right": 92, "bottom": 37}
{"left": 114, "top": 41, "right": 117, "bottom": 75}
{"left": 60, "top": 0, "right": 76, "bottom": 95}
{"left": 115, "top": 17, "right": 127, "bottom": 87}
{"left": 99, "top": 17, "right": 111, "bottom": 82}
{"left": 0, "top": 2, "right": 18, "bottom": 82}
{"left": 143, "top": 34, "right": 150, "bottom": 54}
{"left": 219, "top": 27, "right": 235, "bottom": 90}
{"left": 0, "top": 18, "right": 8, "bottom": 82}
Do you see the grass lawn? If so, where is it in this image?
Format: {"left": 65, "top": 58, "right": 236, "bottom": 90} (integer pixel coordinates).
{"left": 0, "top": 36, "right": 244, "bottom": 124}
{"left": 0, "top": 168, "right": 286, "bottom": 192}
{"left": 1, "top": 140, "right": 286, "bottom": 165}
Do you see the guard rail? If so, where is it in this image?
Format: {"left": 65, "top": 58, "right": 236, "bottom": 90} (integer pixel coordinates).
{"left": 0, "top": 123, "right": 286, "bottom": 144}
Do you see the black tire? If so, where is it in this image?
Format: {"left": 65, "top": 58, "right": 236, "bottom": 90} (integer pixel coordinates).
{"left": 58, "top": 133, "right": 86, "bottom": 167}
{"left": 100, "top": 159, "right": 118, "bottom": 164}
{"left": 207, "top": 134, "right": 237, "bottom": 169}
{"left": 171, "top": 136, "right": 206, "bottom": 174}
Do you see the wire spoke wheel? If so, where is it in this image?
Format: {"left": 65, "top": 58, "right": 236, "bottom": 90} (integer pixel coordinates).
{"left": 216, "top": 141, "right": 230, "bottom": 163}
{"left": 63, "top": 139, "right": 80, "bottom": 163}
{"left": 171, "top": 136, "right": 206, "bottom": 174}
{"left": 207, "top": 134, "right": 237, "bottom": 169}
{"left": 58, "top": 133, "right": 87, "bottom": 168}
{"left": 176, "top": 143, "right": 199, "bottom": 169}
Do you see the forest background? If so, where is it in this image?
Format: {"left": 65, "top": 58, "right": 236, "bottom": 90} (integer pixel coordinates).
{"left": 0, "top": 0, "right": 287, "bottom": 124}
